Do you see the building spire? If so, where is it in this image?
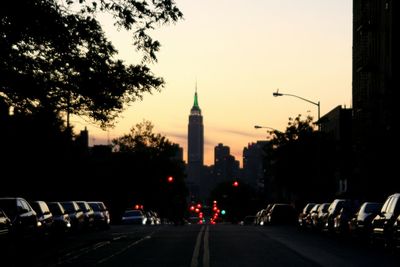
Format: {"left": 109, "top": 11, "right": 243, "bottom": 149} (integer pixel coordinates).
{"left": 191, "top": 82, "right": 201, "bottom": 114}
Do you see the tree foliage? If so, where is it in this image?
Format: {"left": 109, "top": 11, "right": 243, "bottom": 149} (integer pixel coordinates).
{"left": 0, "top": 0, "right": 182, "bottom": 127}
{"left": 111, "top": 120, "right": 187, "bottom": 221}
{"left": 265, "top": 114, "right": 335, "bottom": 205}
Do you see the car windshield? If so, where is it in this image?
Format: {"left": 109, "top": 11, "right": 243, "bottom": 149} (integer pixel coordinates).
{"left": 48, "top": 203, "right": 64, "bottom": 216}
{"left": 364, "top": 203, "right": 381, "bottom": 213}
{"left": 62, "top": 202, "right": 76, "bottom": 213}
{"left": 124, "top": 210, "right": 142, "bottom": 217}
{"left": 89, "top": 203, "right": 100, "bottom": 212}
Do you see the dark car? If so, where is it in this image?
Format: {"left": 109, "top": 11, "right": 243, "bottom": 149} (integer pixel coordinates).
{"left": 333, "top": 199, "right": 361, "bottom": 234}
{"left": 0, "top": 197, "right": 38, "bottom": 237}
{"left": 60, "top": 201, "right": 85, "bottom": 231}
{"left": 88, "top": 201, "right": 110, "bottom": 229}
{"left": 312, "top": 203, "right": 330, "bottom": 230}
{"left": 47, "top": 202, "right": 71, "bottom": 234}
{"left": 298, "top": 203, "right": 316, "bottom": 228}
{"left": 392, "top": 213, "right": 400, "bottom": 248}
{"left": 324, "top": 199, "right": 350, "bottom": 232}
{"left": 76, "top": 201, "right": 95, "bottom": 229}
{"left": 29, "top": 201, "right": 54, "bottom": 235}
{"left": 266, "top": 204, "right": 297, "bottom": 225}
{"left": 349, "top": 202, "right": 382, "bottom": 238}
{"left": 371, "top": 193, "right": 400, "bottom": 247}
{"left": 0, "top": 209, "right": 12, "bottom": 238}
{"left": 241, "top": 215, "right": 256, "bottom": 225}
{"left": 121, "top": 210, "right": 147, "bottom": 225}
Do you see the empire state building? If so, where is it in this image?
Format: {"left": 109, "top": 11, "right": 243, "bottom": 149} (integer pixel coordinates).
{"left": 187, "top": 88, "right": 204, "bottom": 196}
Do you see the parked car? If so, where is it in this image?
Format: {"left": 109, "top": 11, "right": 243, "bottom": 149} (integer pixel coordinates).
{"left": 371, "top": 193, "right": 400, "bottom": 247}
{"left": 47, "top": 202, "right": 71, "bottom": 234}
{"left": 333, "top": 200, "right": 361, "bottom": 234}
{"left": 298, "top": 203, "right": 316, "bottom": 228}
{"left": 121, "top": 209, "right": 147, "bottom": 225}
{"left": 76, "top": 201, "right": 95, "bottom": 229}
{"left": 258, "top": 204, "right": 273, "bottom": 226}
{"left": 324, "top": 199, "right": 350, "bottom": 232}
{"left": 88, "top": 201, "right": 110, "bottom": 229}
{"left": 240, "top": 215, "right": 256, "bottom": 225}
{"left": 349, "top": 202, "right": 382, "bottom": 238}
{"left": 392, "top": 213, "right": 400, "bottom": 248}
{"left": 305, "top": 204, "right": 319, "bottom": 228}
{"left": 311, "top": 203, "right": 330, "bottom": 230}
{"left": 60, "top": 201, "right": 85, "bottom": 230}
{"left": 0, "top": 209, "right": 12, "bottom": 238}
{"left": 0, "top": 197, "right": 38, "bottom": 237}
{"left": 29, "top": 201, "right": 54, "bottom": 235}
{"left": 266, "top": 204, "right": 296, "bottom": 225}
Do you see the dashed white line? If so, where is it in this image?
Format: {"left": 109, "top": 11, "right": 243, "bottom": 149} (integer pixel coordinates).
{"left": 203, "top": 226, "right": 210, "bottom": 267}
{"left": 191, "top": 226, "right": 205, "bottom": 267}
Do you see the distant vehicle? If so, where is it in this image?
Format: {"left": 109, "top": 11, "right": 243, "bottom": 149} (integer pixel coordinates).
{"left": 29, "top": 201, "right": 54, "bottom": 235}
{"left": 298, "top": 203, "right": 316, "bottom": 228}
{"left": 0, "top": 197, "right": 38, "bottom": 237}
{"left": 47, "top": 202, "right": 71, "bottom": 233}
{"left": 240, "top": 215, "right": 256, "bottom": 225}
{"left": 311, "top": 203, "right": 330, "bottom": 230}
{"left": 266, "top": 204, "right": 297, "bottom": 225}
{"left": 60, "top": 201, "right": 85, "bottom": 230}
{"left": 76, "top": 201, "right": 95, "bottom": 229}
{"left": 0, "top": 209, "right": 12, "bottom": 238}
{"left": 305, "top": 204, "right": 320, "bottom": 228}
{"left": 121, "top": 210, "right": 147, "bottom": 225}
{"left": 87, "top": 201, "right": 110, "bottom": 229}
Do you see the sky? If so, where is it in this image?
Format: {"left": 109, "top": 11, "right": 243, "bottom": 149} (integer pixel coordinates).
{"left": 73, "top": 0, "right": 353, "bottom": 167}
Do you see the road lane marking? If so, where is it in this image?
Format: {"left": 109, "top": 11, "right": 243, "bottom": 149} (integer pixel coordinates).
{"left": 190, "top": 225, "right": 205, "bottom": 267}
{"left": 97, "top": 235, "right": 152, "bottom": 265}
{"left": 203, "top": 226, "right": 210, "bottom": 267}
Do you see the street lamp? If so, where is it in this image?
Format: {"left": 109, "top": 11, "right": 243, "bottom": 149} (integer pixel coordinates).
{"left": 273, "top": 89, "right": 320, "bottom": 128}
{"left": 254, "top": 125, "right": 283, "bottom": 140}
{"left": 254, "top": 125, "right": 280, "bottom": 132}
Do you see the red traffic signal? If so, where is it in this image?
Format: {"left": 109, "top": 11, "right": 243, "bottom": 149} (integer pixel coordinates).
{"left": 233, "top": 181, "right": 239, "bottom": 187}
{"left": 167, "top": 176, "right": 174, "bottom": 183}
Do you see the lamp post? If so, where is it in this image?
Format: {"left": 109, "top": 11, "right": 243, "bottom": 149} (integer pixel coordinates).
{"left": 254, "top": 125, "right": 283, "bottom": 140}
{"left": 254, "top": 125, "right": 280, "bottom": 132}
{"left": 273, "top": 89, "right": 320, "bottom": 129}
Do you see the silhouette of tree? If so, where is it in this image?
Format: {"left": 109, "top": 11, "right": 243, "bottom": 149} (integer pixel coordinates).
{"left": 0, "top": 0, "right": 182, "bottom": 127}
{"left": 111, "top": 120, "right": 187, "bottom": 222}
{"left": 265, "top": 114, "right": 336, "bottom": 208}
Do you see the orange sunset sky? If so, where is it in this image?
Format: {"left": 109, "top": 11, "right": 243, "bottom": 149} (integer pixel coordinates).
{"left": 72, "top": 0, "right": 353, "bottom": 167}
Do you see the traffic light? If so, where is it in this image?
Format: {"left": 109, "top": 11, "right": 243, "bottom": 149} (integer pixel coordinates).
{"left": 233, "top": 181, "right": 239, "bottom": 187}
{"left": 167, "top": 176, "right": 174, "bottom": 183}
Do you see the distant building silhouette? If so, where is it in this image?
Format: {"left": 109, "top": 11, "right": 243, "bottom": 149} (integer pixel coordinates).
{"left": 352, "top": 0, "right": 397, "bottom": 197}
{"left": 75, "top": 127, "right": 89, "bottom": 156}
{"left": 319, "top": 106, "right": 352, "bottom": 196}
{"left": 174, "top": 144, "right": 184, "bottom": 162}
{"left": 243, "top": 141, "right": 269, "bottom": 190}
{"left": 214, "top": 143, "right": 240, "bottom": 184}
{"left": 187, "top": 88, "right": 204, "bottom": 199}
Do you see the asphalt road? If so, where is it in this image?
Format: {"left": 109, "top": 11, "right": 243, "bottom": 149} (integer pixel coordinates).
{"left": 3, "top": 224, "right": 400, "bottom": 267}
